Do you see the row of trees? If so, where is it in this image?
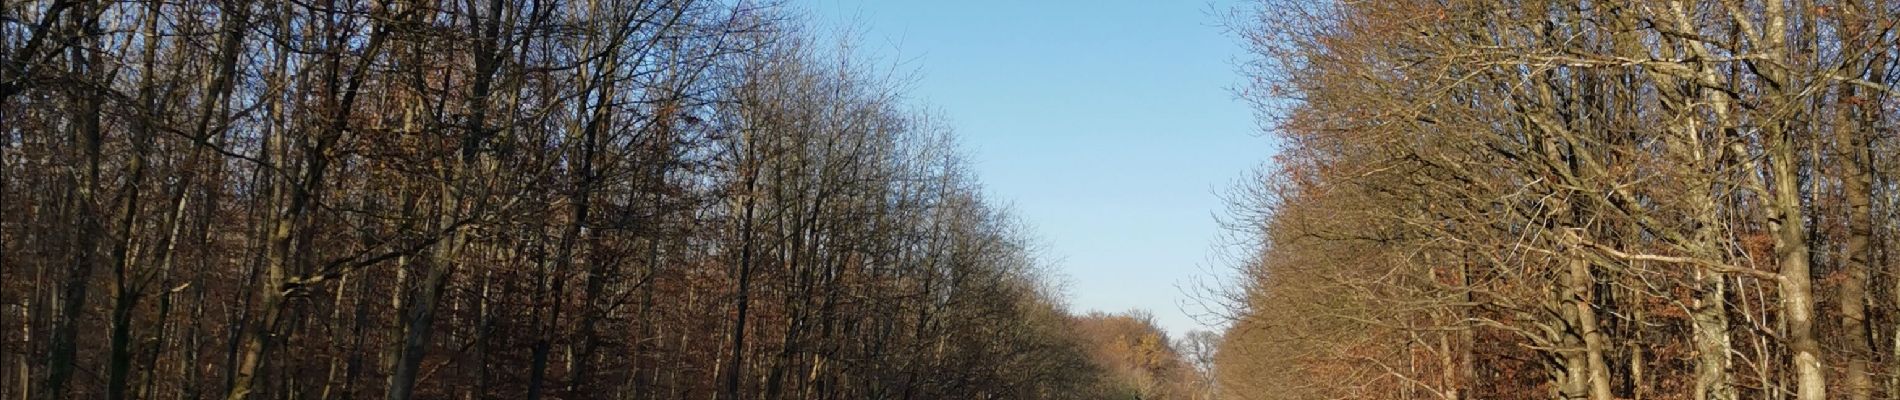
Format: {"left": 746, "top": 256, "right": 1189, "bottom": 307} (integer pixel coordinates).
{"left": 1217, "top": 0, "right": 1897, "bottom": 399}
{"left": 1071, "top": 311, "right": 1218, "bottom": 400}
{"left": 0, "top": 0, "right": 1204, "bottom": 399}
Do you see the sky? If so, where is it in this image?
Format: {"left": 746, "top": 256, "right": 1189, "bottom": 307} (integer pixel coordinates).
{"left": 805, "top": 0, "right": 1270, "bottom": 336}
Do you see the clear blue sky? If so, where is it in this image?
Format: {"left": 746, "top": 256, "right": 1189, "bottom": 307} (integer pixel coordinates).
{"left": 806, "top": 0, "right": 1268, "bottom": 336}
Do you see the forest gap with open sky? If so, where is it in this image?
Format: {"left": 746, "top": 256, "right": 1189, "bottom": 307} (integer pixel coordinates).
{"left": 3, "top": 1, "right": 1900, "bottom": 400}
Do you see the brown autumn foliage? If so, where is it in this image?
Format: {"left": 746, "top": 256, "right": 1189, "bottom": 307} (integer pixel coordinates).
{"left": 1070, "top": 311, "right": 1208, "bottom": 400}
{"left": 1217, "top": 1, "right": 1899, "bottom": 400}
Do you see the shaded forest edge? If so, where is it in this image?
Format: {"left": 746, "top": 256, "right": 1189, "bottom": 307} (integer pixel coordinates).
{"left": 1213, "top": 1, "right": 1899, "bottom": 400}
{"left": 0, "top": 1, "right": 1217, "bottom": 399}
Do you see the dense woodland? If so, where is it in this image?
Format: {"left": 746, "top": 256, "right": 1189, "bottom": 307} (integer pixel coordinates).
{"left": 1216, "top": 0, "right": 1900, "bottom": 400}
{"left": 0, "top": 0, "right": 1224, "bottom": 399}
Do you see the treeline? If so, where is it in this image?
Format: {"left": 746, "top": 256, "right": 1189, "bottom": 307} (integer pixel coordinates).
{"left": 0, "top": 1, "right": 1175, "bottom": 399}
{"left": 1217, "top": 1, "right": 1898, "bottom": 400}
{"left": 1071, "top": 312, "right": 1218, "bottom": 400}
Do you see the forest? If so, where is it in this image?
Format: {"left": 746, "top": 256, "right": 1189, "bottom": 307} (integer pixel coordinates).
{"left": 1213, "top": 0, "right": 1900, "bottom": 400}
{"left": 14, "top": 0, "right": 1900, "bottom": 399}
{"left": 0, "top": 0, "right": 1219, "bottom": 399}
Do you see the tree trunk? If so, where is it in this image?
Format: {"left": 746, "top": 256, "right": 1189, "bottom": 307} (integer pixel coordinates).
{"left": 388, "top": 1, "right": 504, "bottom": 396}
{"left": 1567, "top": 255, "right": 1613, "bottom": 400}
{"left": 42, "top": 4, "right": 107, "bottom": 397}
{"left": 723, "top": 201, "right": 757, "bottom": 400}
{"left": 1767, "top": 128, "right": 1824, "bottom": 400}
{"left": 1835, "top": 36, "right": 1882, "bottom": 400}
